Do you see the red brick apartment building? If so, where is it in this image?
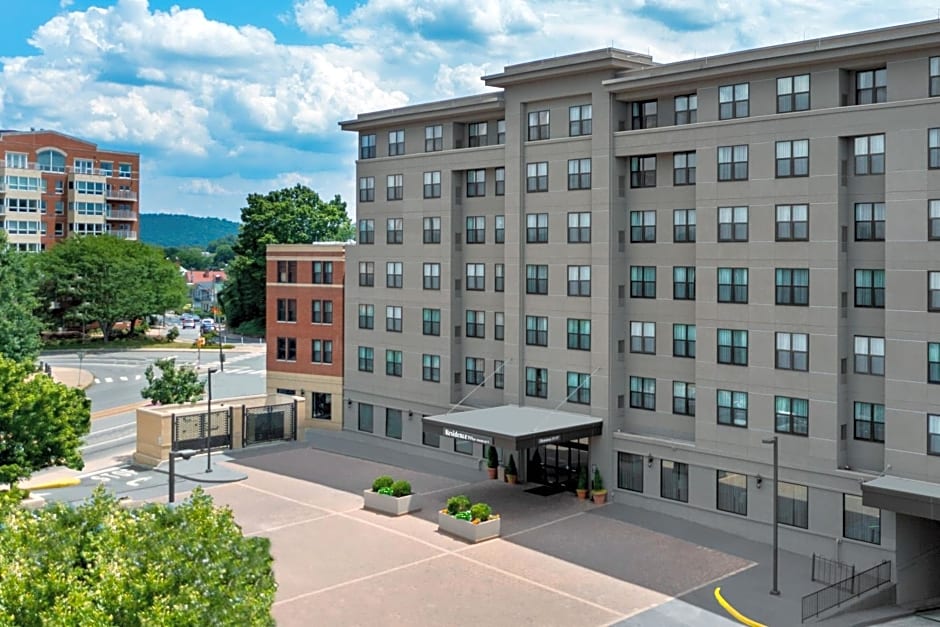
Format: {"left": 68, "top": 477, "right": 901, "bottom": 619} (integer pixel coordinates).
{"left": 266, "top": 243, "right": 346, "bottom": 430}
{"left": 0, "top": 130, "right": 140, "bottom": 251}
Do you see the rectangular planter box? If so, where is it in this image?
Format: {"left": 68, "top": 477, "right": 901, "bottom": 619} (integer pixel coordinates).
{"left": 362, "top": 489, "right": 420, "bottom": 516}
{"left": 437, "top": 511, "right": 501, "bottom": 543}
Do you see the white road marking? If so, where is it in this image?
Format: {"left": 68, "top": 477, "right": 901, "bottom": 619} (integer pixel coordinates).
{"left": 135, "top": 375, "right": 141, "bottom": 380}
{"left": 94, "top": 378, "right": 101, "bottom": 384}
{"left": 104, "top": 377, "right": 113, "bottom": 383}
{"left": 80, "top": 434, "right": 136, "bottom": 451}
{"left": 119, "top": 376, "right": 128, "bottom": 381}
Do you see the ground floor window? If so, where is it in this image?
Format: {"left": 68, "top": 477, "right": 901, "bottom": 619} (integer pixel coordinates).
{"left": 312, "top": 392, "right": 331, "bottom": 420}
{"left": 275, "top": 388, "right": 296, "bottom": 395}
{"left": 357, "top": 403, "right": 373, "bottom": 433}
{"left": 777, "top": 481, "right": 808, "bottom": 528}
{"left": 843, "top": 494, "right": 881, "bottom": 544}
{"left": 716, "top": 470, "right": 747, "bottom": 516}
{"left": 422, "top": 429, "right": 440, "bottom": 448}
{"left": 385, "top": 408, "right": 402, "bottom": 440}
{"left": 617, "top": 452, "right": 644, "bottom": 493}
{"left": 660, "top": 460, "right": 688, "bottom": 502}
{"left": 454, "top": 439, "right": 473, "bottom": 455}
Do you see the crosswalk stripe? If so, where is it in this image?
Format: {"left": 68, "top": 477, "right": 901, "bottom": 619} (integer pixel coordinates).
{"left": 119, "top": 376, "right": 128, "bottom": 381}
{"left": 94, "top": 378, "right": 101, "bottom": 384}
{"left": 104, "top": 377, "right": 113, "bottom": 383}
{"left": 135, "top": 375, "right": 141, "bottom": 380}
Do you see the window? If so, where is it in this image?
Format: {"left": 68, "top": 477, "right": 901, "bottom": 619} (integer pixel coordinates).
{"left": 313, "top": 261, "right": 333, "bottom": 284}
{"left": 276, "top": 337, "right": 297, "bottom": 361}
{"left": 569, "top": 104, "right": 592, "bottom": 136}
{"left": 465, "top": 309, "right": 485, "bottom": 338}
{"left": 425, "top": 125, "right": 442, "bottom": 152}
{"left": 856, "top": 69, "right": 886, "bottom": 105}
{"left": 930, "top": 128, "right": 940, "bottom": 169}
{"left": 454, "top": 439, "right": 473, "bottom": 455}
{"left": 776, "top": 268, "right": 809, "bottom": 306}
{"left": 54, "top": 223, "right": 64, "bottom": 236}
{"left": 661, "top": 461, "right": 689, "bottom": 502}
{"left": 717, "top": 329, "right": 748, "bottom": 366}
{"left": 526, "top": 264, "right": 548, "bottom": 294}
{"left": 494, "top": 167, "right": 505, "bottom": 196}
{"left": 776, "top": 204, "right": 809, "bottom": 241}
{"left": 497, "top": 120, "right": 506, "bottom": 144}
{"left": 673, "top": 209, "right": 696, "bottom": 242}
{"left": 466, "top": 263, "right": 485, "bottom": 290}
{"left": 528, "top": 109, "right": 550, "bottom": 140}
{"left": 567, "top": 212, "right": 590, "bottom": 243}
{"left": 494, "top": 360, "right": 505, "bottom": 389}
{"left": 312, "top": 393, "right": 331, "bottom": 420}
{"left": 929, "top": 343, "right": 940, "bottom": 383}
{"left": 358, "top": 346, "right": 374, "bottom": 372}
{"left": 717, "top": 207, "right": 748, "bottom": 242}
{"left": 673, "top": 382, "right": 696, "bottom": 416}
{"left": 386, "top": 350, "right": 403, "bottom": 377}
{"left": 99, "top": 161, "right": 113, "bottom": 176}
{"left": 311, "top": 299, "right": 333, "bottom": 324}
{"left": 673, "top": 324, "right": 696, "bottom": 358}
{"left": 631, "top": 100, "right": 657, "bottom": 129}
{"left": 673, "top": 152, "right": 696, "bottom": 185}
{"left": 494, "top": 263, "right": 505, "bottom": 292}
{"left": 567, "top": 372, "right": 591, "bottom": 405}
{"left": 423, "top": 171, "right": 441, "bottom": 198}
{"left": 467, "top": 169, "right": 486, "bottom": 197}
{"left": 358, "top": 403, "right": 373, "bottom": 433}
{"left": 776, "top": 332, "right": 809, "bottom": 371}
{"left": 717, "top": 145, "right": 748, "bottom": 181}
{"left": 494, "top": 312, "right": 504, "bottom": 341}
{"left": 423, "top": 217, "right": 441, "bottom": 243}
{"left": 844, "top": 494, "right": 881, "bottom": 545}
{"left": 776, "top": 140, "right": 809, "bottom": 177}
{"left": 385, "top": 408, "right": 402, "bottom": 440}
{"left": 118, "top": 163, "right": 132, "bottom": 178}
{"left": 4, "top": 152, "right": 27, "bottom": 168}
{"left": 360, "top": 133, "right": 376, "bottom": 159}
{"left": 630, "top": 156, "right": 656, "bottom": 188}
{"left": 854, "top": 402, "right": 885, "bottom": 442}
{"left": 854, "top": 336, "right": 885, "bottom": 375}
{"left": 358, "top": 177, "right": 375, "bottom": 202}
{"left": 386, "top": 174, "right": 403, "bottom": 201}
{"left": 931, "top": 57, "right": 940, "bottom": 97}
{"left": 525, "top": 316, "right": 548, "bottom": 346}
{"left": 422, "top": 308, "right": 441, "bottom": 336}
{"left": 854, "top": 134, "right": 885, "bottom": 175}
{"left": 929, "top": 414, "right": 940, "bottom": 454}
{"left": 495, "top": 215, "right": 505, "bottom": 243}
{"left": 854, "top": 203, "right": 885, "bottom": 241}
{"left": 629, "top": 376, "right": 656, "bottom": 410}
{"left": 468, "top": 122, "right": 488, "bottom": 147}
{"left": 775, "top": 397, "right": 809, "bottom": 436}
{"left": 358, "top": 219, "right": 374, "bottom": 244}
{"left": 717, "top": 268, "right": 748, "bottom": 303}
{"left": 358, "top": 304, "right": 374, "bottom": 329}
{"left": 388, "top": 129, "right": 404, "bottom": 156}
{"left": 930, "top": 200, "right": 940, "bottom": 240}
{"left": 629, "top": 266, "right": 655, "bottom": 299}
{"left": 277, "top": 260, "right": 297, "bottom": 283}
{"left": 719, "top": 83, "right": 749, "bottom": 119}
{"left": 525, "top": 367, "right": 547, "bottom": 398}
{"left": 777, "top": 74, "right": 810, "bottom": 112}
{"left": 526, "top": 162, "right": 548, "bottom": 192}
{"left": 674, "top": 94, "right": 697, "bottom": 125}
{"left": 630, "top": 210, "right": 656, "bottom": 243}
{"left": 386, "top": 305, "right": 402, "bottom": 332}
{"left": 276, "top": 298, "right": 297, "bottom": 322}
{"left": 386, "top": 262, "right": 403, "bottom": 288}
{"left": 311, "top": 340, "right": 333, "bottom": 364}
{"left": 526, "top": 213, "right": 549, "bottom": 243}
{"left": 358, "top": 261, "right": 374, "bottom": 287}
{"left": 630, "top": 321, "right": 655, "bottom": 354}
{"left": 422, "top": 354, "right": 441, "bottom": 382}
{"left": 568, "top": 158, "right": 591, "bottom": 190}
{"left": 465, "top": 357, "right": 484, "bottom": 385}
{"left": 567, "top": 319, "right": 591, "bottom": 351}
{"left": 717, "top": 471, "right": 747, "bottom": 516}
{"left": 854, "top": 269, "right": 885, "bottom": 308}
{"left": 617, "top": 453, "right": 644, "bottom": 492}
{"left": 466, "top": 216, "right": 485, "bottom": 243}
{"left": 423, "top": 263, "right": 440, "bottom": 290}
{"left": 778, "top": 482, "right": 808, "bottom": 528}
{"left": 717, "top": 390, "right": 748, "bottom": 427}
{"left": 567, "top": 265, "right": 591, "bottom": 296}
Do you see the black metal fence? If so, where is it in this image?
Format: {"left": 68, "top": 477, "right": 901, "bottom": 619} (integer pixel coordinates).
{"left": 801, "top": 560, "right": 891, "bottom": 622}
{"left": 243, "top": 401, "right": 296, "bottom": 447}
{"left": 172, "top": 408, "right": 232, "bottom": 451}
{"left": 811, "top": 553, "right": 855, "bottom": 585}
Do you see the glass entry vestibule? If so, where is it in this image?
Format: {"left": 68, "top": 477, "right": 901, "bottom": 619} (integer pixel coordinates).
{"left": 526, "top": 437, "right": 589, "bottom": 491}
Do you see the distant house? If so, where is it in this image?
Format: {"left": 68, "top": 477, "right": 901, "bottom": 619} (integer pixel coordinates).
{"left": 184, "top": 269, "right": 226, "bottom": 313}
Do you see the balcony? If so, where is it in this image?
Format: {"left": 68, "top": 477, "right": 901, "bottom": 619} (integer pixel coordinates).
{"left": 109, "top": 230, "right": 138, "bottom": 240}
{"left": 106, "top": 189, "right": 138, "bottom": 201}
{"left": 106, "top": 208, "right": 137, "bottom": 221}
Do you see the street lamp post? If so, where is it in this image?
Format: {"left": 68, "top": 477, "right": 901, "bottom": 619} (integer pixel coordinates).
{"left": 762, "top": 436, "right": 781, "bottom": 596}
{"left": 205, "top": 367, "right": 218, "bottom": 473}
{"left": 77, "top": 350, "right": 85, "bottom": 388}
{"left": 168, "top": 448, "right": 197, "bottom": 503}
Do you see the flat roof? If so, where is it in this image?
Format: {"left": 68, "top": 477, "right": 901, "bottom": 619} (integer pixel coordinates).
{"left": 862, "top": 475, "right": 940, "bottom": 522}
{"left": 423, "top": 405, "right": 603, "bottom": 450}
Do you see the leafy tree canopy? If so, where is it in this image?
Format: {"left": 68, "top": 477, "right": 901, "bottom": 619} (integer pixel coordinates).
{"left": 0, "top": 356, "right": 90, "bottom": 485}
{"left": 140, "top": 358, "right": 205, "bottom": 405}
{"left": 0, "top": 232, "right": 42, "bottom": 363}
{"left": 221, "top": 185, "right": 353, "bottom": 329}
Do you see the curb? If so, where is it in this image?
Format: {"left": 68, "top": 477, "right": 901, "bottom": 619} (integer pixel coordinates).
{"left": 714, "top": 587, "right": 767, "bottom": 627}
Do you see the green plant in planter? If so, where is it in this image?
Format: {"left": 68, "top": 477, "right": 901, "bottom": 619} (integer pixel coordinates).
{"left": 446, "top": 494, "right": 471, "bottom": 515}
{"left": 577, "top": 467, "right": 588, "bottom": 491}
{"left": 390, "top": 480, "right": 412, "bottom": 497}
{"left": 487, "top": 445, "right": 499, "bottom": 469}
{"left": 377, "top": 486, "right": 394, "bottom": 496}
{"left": 593, "top": 468, "right": 605, "bottom": 492}
{"left": 506, "top": 455, "right": 518, "bottom": 476}
{"left": 455, "top": 510, "right": 473, "bottom": 521}
{"left": 372, "top": 475, "right": 394, "bottom": 492}
{"left": 470, "top": 503, "right": 492, "bottom": 522}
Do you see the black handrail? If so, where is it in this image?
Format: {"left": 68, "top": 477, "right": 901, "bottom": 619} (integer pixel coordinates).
{"left": 802, "top": 560, "right": 891, "bottom": 622}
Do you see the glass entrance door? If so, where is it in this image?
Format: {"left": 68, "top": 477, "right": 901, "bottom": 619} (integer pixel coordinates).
{"left": 527, "top": 438, "right": 589, "bottom": 490}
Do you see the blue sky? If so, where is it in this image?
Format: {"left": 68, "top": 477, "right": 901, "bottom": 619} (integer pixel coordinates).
{"left": 2, "top": 1, "right": 937, "bottom": 222}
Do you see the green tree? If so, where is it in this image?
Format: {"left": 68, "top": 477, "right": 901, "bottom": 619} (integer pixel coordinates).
{"left": 0, "top": 487, "right": 276, "bottom": 626}
{"left": 0, "top": 356, "right": 90, "bottom": 486}
{"left": 221, "top": 184, "right": 353, "bottom": 329}
{"left": 140, "top": 358, "right": 205, "bottom": 405}
{"left": 212, "top": 243, "right": 235, "bottom": 266}
{"left": 0, "top": 232, "right": 42, "bottom": 363}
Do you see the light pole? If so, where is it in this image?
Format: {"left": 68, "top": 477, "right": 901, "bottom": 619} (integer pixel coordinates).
{"left": 168, "top": 448, "right": 197, "bottom": 503}
{"left": 205, "top": 367, "right": 218, "bottom": 473}
{"left": 77, "top": 350, "right": 85, "bottom": 388}
{"left": 762, "top": 436, "right": 780, "bottom": 596}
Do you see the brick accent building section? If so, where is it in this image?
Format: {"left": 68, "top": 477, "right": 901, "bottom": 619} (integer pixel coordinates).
{"left": 265, "top": 243, "right": 346, "bottom": 431}
{"left": 0, "top": 130, "right": 140, "bottom": 251}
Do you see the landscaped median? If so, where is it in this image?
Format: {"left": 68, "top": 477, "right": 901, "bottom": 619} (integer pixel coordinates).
{"left": 362, "top": 475, "right": 420, "bottom": 516}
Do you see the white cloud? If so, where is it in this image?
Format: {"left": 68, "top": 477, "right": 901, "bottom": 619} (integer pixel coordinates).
{"left": 294, "top": 0, "right": 340, "bottom": 35}
{"left": 178, "top": 179, "right": 230, "bottom": 195}
{"left": 434, "top": 63, "right": 496, "bottom": 99}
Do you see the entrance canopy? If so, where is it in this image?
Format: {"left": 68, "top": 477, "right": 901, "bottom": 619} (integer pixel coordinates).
{"left": 862, "top": 475, "right": 940, "bottom": 521}
{"left": 422, "top": 405, "right": 603, "bottom": 451}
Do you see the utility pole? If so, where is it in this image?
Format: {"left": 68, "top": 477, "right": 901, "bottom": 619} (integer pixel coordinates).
{"left": 762, "top": 436, "right": 780, "bottom": 595}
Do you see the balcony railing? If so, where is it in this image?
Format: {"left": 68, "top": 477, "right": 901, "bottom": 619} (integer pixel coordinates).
{"left": 105, "top": 189, "right": 138, "bottom": 201}
{"left": 0, "top": 163, "right": 136, "bottom": 179}
{"left": 106, "top": 209, "right": 137, "bottom": 221}
{"left": 109, "top": 230, "right": 138, "bottom": 240}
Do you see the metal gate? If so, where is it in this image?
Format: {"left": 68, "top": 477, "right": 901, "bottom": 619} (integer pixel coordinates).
{"left": 243, "top": 401, "right": 297, "bottom": 447}
{"left": 172, "top": 408, "right": 232, "bottom": 451}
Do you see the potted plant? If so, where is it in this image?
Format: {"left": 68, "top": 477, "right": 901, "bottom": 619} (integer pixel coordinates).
{"left": 576, "top": 467, "right": 589, "bottom": 500}
{"left": 505, "top": 454, "right": 518, "bottom": 484}
{"left": 486, "top": 446, "right": 499, "bottom": 479}
{"left": 592, "top": 468, "right": 607, "bottom": 504}
{"left": 437, "top": 495, "right": 500, "bottom": 543}
{"left": 362, "top": 475, "right": 420, "bottom": 516}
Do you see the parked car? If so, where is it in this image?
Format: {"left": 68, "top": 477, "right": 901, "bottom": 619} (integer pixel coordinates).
{"left": 201, "top": 318, "right": 216, "bottom": 332}
{"left": 181, "top": 317, "right": 195, "bottom": 329}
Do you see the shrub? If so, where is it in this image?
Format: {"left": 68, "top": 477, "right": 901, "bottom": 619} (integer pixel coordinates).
{"left": 372, "top": 475, "right": 394, "bottom": 492}
{"left": 166, "top": 326, "right": 180, "bottom": 342}
{"left": 469, "top": 503, "right": 492, "bottom": 522}
{"left": 446, "top": 494, "right": 471, "bottom": 515}
{"left": 593, "top": 468, "right": 605, "bottom": 492}
{"left": 390, "top": 480, "right": 412, "bottom": 497}
{"left": 487, "top": 446, "right": 499, "bottom": 469}
{"left": 506, "top": 454, "right": 518, "bottom": 476}
{"left": 377, "top": 487, "right": 394, "bottom": 496}
{"left": 577, "top": 467, "right": 588, "bottom": 491}
{"left": 455, "top": 510, "right": 473, "bottom": 521}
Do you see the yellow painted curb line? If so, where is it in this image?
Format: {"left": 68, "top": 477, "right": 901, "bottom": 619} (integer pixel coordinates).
{"left": 714, "top": 587, "right": 767, "bottom": 627}
{"left": 25, "top": 478, "right": 81, "bottom": 490}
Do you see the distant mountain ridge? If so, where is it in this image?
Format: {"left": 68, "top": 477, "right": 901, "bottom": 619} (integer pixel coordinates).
{"left": 140, "top": 213, "right": 240, "bottom": 248}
